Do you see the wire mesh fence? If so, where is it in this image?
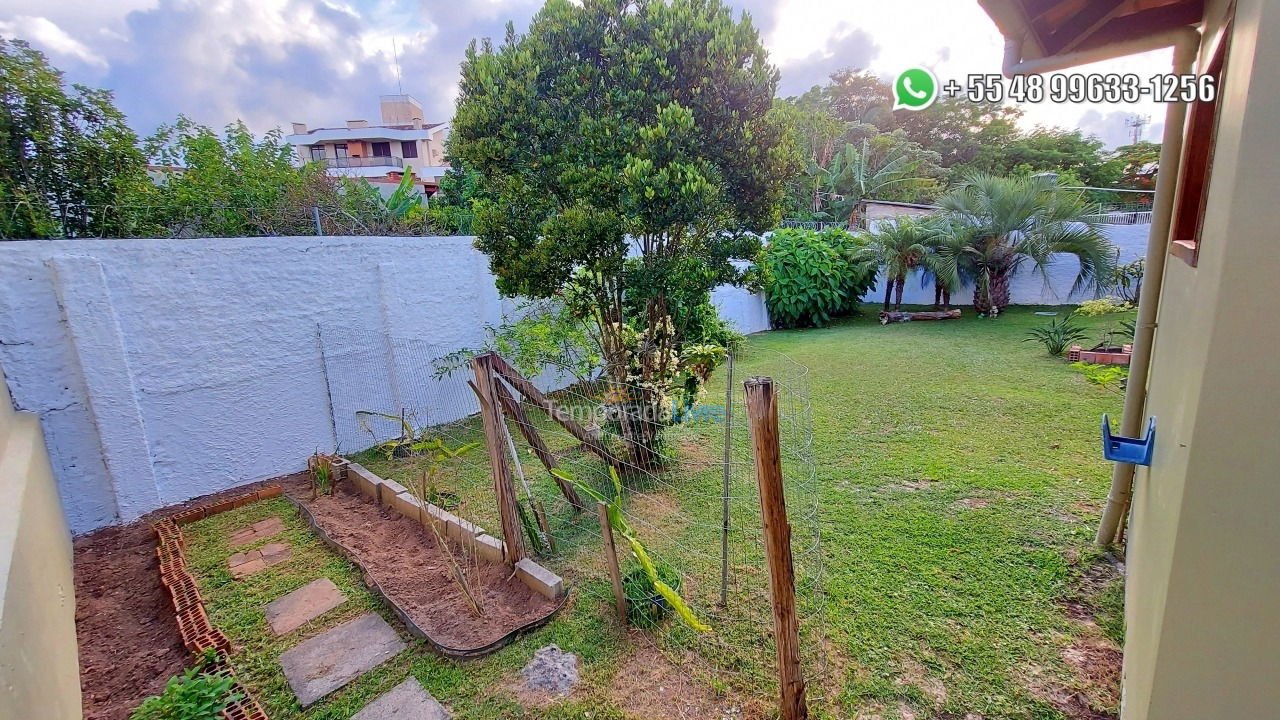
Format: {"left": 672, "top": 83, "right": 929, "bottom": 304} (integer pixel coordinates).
{"left": 317, "top": 325, "right": 825, "bottom": 711}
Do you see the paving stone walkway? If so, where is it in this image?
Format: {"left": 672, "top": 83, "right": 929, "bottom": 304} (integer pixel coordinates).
{"left": 229, "top": 516, "right": 286, "bottom": 547}
{"left": 351, "top": 678, "right": 450, "bottom": 720}
{"left": 265, "top": 578, "right": 346, "bottom": 635}
{"left": 228, "top": 541, "right": 291, "bottom": 578}
{"left": 279, "top": 613, "right": 406, "bottom": 707}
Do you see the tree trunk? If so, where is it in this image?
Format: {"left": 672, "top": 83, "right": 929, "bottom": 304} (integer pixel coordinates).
{"left": 883, "top": 278, "right": 893, "bottom": 311}
{"left": 893, "top": 275, "right": 905, "bottom": 310}
{"left": 942, "top": 288, "right": 951, "bottom": 309}
{"left": 933, "top": 283, "right": 943, "bottom": 310}
{"left": 974, "top": 269, "right": 1011, "bottom": 315}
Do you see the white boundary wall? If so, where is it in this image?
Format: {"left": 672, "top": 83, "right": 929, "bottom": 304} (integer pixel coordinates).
{"left": 0, "top": 236, "right": 769, "bottom": 534}
{"left": 867, "top": 222, "right": 1150, "bottom": 307}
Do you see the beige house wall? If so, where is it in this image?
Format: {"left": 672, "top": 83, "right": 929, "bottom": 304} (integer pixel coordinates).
{"left": 1123, "top": 1, "right": 1280, "bottom": 718}
{"left": 0, "top": 365, "right": 82, "bottom": 720}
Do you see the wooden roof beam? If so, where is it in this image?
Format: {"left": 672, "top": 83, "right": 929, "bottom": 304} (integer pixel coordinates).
{"left": 1045, "top": 0, "right": 1128, "bottom": 55}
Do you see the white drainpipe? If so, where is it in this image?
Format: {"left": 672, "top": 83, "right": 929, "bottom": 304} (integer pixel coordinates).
{"left": 999, "top": 28, "right": 1202, "bottom": 546}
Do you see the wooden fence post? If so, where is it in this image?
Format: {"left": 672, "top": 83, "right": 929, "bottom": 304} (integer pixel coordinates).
{"left": 472, "top": 354, "right": 527, "bottom": 564}
{"left": 597, "top": 501, "right": 628, "bottom": 625}
{"left": 745, "top": 376, "right": 808, "bottom": 720}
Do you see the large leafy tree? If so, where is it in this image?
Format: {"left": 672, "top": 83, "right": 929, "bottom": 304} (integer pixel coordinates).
{"left": 860, "top": 216, "right": 941, "bottom": 311}
{"left": 0, "top": 39, "right": 152, "bottom": 238}
{"left": 938, "top": 174, "right": 1114, "bottom": 315}
{"left": 452, "top": 0, "right": 796, "bottom": 465}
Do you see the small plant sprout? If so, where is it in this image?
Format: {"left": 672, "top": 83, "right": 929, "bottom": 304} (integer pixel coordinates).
{"left": 552, "top": 466, "right": 710, "bottom": 632}
{"left": 307, "top": 450, "right": 339, "bottom": 499}
{"left": 411, "top": 436, "right": 485, "bottom": 616}
{"left": 129, "top": 654, "right": 241, "bottom": 720}
{"left": 1025, "top": 316, "right": 1088, "bottom": 356}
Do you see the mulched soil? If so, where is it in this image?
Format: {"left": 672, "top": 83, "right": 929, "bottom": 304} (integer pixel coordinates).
{"left": 73, "top": 480, "right": 279, "bottom": 720}
{"left": 282, "top": 476, "right": 556, "bottom": 650}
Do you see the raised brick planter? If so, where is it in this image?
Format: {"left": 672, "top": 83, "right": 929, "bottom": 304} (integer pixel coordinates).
{"left": 1068, "top": 343, "right": 1133, "bottom": 365}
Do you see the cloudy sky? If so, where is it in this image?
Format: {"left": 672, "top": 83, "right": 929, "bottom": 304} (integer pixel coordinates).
{"left": 1, "top": 0, "right": 1170, "bottom": 148}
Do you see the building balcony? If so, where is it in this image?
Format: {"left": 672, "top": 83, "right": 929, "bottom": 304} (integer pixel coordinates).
{"left": 321, "top": 156, "right": 404, "bottom": 169}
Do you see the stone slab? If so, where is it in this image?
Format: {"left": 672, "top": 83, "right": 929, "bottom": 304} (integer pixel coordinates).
{"left": 348, "top": 463, "right": 380, "bottom": 499}
{"left": 472, "top": 534, "right": 505, "bottom": 564}
{"left": 279, "top": 613, "right": 405, "bottom": 707}
{"left": 515, "top": 558, "right": 563, "bottom": 600}
{"left": 378, "top": 478, "right": 410, "bottom": 504}
{"left": 391, "top": 492, "right": 423, "bottom": 520}
{"left": 351, "top": 678, "right": 449, "bottom": 720}
{"left": 229, "top": 516, "right": 285, "bottom": 547}
{"left": 265, "top": 578, "right": 346, "bottom": 635}
{"left": 229, "top": 542, "right": 292, "bottom": 579}
{"left": 445, "top": 516, "right": 480, "bottom": 544}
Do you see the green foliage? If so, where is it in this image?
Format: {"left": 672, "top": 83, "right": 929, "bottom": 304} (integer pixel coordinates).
{"left": 622, "top": 563, "right": 681, "bottom": 628}
{"left": 860, "top": 215, "right": 943, "bottom": 311}
{"left": 1107, "top": 258, "right": 1144, "bottom": 304}
{"left": 1025, "top": 316, "right": 1088, "bottom": 356}
{"left": 130, "top": 665, "right": 240, "bottom": 720}
{"left": 756, "top": 228, "right": 874, "bottom": 328}
{"left": 1072, "top": 362, "right": 1129, "bottom": 390}
{"left": 938, "top": 173, "right": 1115, "bottom": 315}
{"left": 1075, "top": 297, "right": 1134, "bottom": 316}
{"left": 0, "top": 39, "right": 152, "bottom": 238}
{"left": 452, "top": 0, "right": 794, "bottom": 405}
{"left": 433, "top": 298, "right": 602, "bottom": 383}
{"left": 552, "top": 466, "right": 710, "bottom": 632}
{"left": 1111, "top": 141, "right": 1161, "bottom": 190}
{"left": 424, "top": 161, "right": 480, "bottom": 234}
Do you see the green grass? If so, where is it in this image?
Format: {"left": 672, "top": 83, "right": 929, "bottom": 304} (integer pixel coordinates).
{"left": 184, "top": 304, "right": 1129, "bottom": 719}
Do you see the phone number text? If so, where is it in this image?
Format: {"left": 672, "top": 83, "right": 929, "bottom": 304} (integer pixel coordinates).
{"left": 948, "top": 73, "right": 1216, "bottom": 104}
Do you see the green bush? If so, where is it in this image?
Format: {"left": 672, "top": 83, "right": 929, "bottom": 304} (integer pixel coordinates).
{"left": 1075, "top": 297, "right": 1134, "bottom": 316}
{"left": 1025, "top": 316, "right": 1088, "bottom": 356}
{"left": 757, "top": 228, "right": 875, "bottom": 328}
{"left": 130, "top": 665, "right": 240, "bottom": 720}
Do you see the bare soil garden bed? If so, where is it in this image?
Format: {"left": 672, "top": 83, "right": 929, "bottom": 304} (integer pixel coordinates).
{"left": 280, "top": 476, "right": 558, "bottom": 653}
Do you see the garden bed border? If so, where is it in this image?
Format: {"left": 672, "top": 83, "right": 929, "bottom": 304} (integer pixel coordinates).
{"left": 153, "top": 485, "right": 283, "bottom": 720}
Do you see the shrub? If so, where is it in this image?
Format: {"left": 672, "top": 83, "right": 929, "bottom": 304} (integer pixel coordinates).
{"left": 1072, "top": 362, "right": 1129, "bottom": 389}
{"left": 1075, "top": 297, "right": 1134, "bottom": 316}
{"left": 1025, "top": 316, "right": 1088, "bottom": 356}
{"left": 130, "top": 665, "right": 240, "bottom": 720}
{"left": 757, "top": 228, "right": 875, "bottom": 328}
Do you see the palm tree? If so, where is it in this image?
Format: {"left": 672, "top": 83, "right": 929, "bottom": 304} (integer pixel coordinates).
{"left": 920, "top": 219, "right": 976, "bottom": 309}
{"left": 938, "top": 173, "right": 1114, "bottom": 316}
{"left": 860, "top": 216, "right": 940, "bottom": 311}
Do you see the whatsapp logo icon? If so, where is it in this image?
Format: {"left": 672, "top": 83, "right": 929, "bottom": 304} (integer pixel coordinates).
{"left": 893, "top": 67, "right": 939, "bottom": 111}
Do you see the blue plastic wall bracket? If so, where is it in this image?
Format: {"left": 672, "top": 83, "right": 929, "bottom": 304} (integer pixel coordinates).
{"left": 1101, "top": 414, "right": 1156, "bottom": 466}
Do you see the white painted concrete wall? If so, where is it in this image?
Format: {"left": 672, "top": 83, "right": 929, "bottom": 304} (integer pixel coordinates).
{"left": 0, "top": 236, "right": 769, "bottom": 534}
{"left": 867, "top": 222, "right": 1150, "bottom": 307}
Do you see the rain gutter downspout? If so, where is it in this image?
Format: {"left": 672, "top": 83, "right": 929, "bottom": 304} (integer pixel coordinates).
{"left": 999, "top": 28, "right": 1202, "bottom": 547}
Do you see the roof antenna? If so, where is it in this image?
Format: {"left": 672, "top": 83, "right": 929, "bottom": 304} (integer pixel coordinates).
{"left": 392, "top": 37, "right": 404, "bottom": 96}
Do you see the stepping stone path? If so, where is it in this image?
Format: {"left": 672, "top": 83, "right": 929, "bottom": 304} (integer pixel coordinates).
{"left": 265, "top": 578, "right": 346, "bottom": 635}
{"left": 521, "top": 644, "right": 580, "bottom": 696}
{"left": 228, "top": 542, "right": 291, "bottom": 579}
{"left": 229, "top": 516, "right": 286, "bottom": 547}
{"left": 279, "top": 613, "right": 405, "bottom": 707}
{"left": 351, "top": 678, "right": 450, "bottom": 720}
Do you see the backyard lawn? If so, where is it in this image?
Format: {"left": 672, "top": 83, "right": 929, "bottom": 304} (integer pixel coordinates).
{"left": 185, "top": 304, "right": 1129, "bottom": 720}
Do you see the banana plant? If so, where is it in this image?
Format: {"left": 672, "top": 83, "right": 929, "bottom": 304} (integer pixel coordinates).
{"left": 552, "top": 466, "right": 710, "bottom": 632}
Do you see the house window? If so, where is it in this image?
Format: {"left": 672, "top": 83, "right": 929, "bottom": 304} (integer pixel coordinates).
{"left": 401, "top": 141, "right": 418, "bottom": 159}
{"left": 371, "top": 142, "right": 391, "bottom": 157}
{"left": 1170, "top": 22, "right": 1231, "bottom": 267}
{"left": 334, "top": 144, "right": 349, "bottom": 159}
{"left": 309, "top": 145, "right": 325, "bottom": 161}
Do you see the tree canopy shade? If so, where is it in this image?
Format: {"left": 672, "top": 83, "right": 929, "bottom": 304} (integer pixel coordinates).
{"left": 0, "top": 39, "right": 152, "bottom": 238}
{"left": 452, "top": 0, "right": 796, "bottom": 463}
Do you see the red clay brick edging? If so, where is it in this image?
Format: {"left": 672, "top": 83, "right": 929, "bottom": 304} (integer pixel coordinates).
{"left": 153, "top": 485, "right": 283, "bottom": 720}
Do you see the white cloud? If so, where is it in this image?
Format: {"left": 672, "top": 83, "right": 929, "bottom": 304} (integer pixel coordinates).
{"left": 0, "top": 15, "right": 107, "bottom": 68}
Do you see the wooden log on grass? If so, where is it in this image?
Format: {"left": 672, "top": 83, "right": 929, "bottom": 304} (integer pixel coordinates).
{"left": 745, "top": 376, "right": 808, "bottom": 720}
{"left": 491, "top": 376, "right": 586, "bottom": 511}
{"left": 879, "top": 309, "right": 961, "bottom": 324}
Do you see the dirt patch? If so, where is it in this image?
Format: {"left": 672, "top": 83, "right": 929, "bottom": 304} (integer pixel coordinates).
{"left": 884, "top": 479, "right": 935, "bottom": 492}
{"left": 1061, "top": 638, "right": 1122, "bottom": 710}
{"left": 896, "top": 656, "right": 948, "bottom": 707}
{"left": 73, "top": 479, "right": 283, "bottom": 720}
{"left": 73, "top": 521, "right": 188, "bottom": 720}
{"left": 1021, "top": 660, "right": 1117, "bottom": 720}
{"left": 675, "top": 435, "right": 720, "bottom": 473}
{"left": 952, "top": 497, "right": 990, "bottom": 510}
{"left": 609, "top": 643, "right": 746, "bottom": 719}
{"left": 284, "top": 478, "right": 556, "bottom": 651}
